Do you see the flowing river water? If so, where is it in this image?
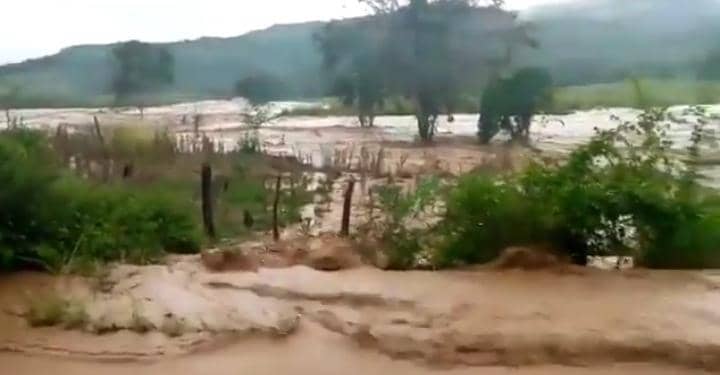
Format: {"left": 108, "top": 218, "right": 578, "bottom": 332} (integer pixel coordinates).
{"left": 7, "top": 100, "right": 720, "bottom": 185}
{"left": 2, "top": 100, "right": 720, "bottom": 374}
{"left": 3, "top": 263, "right": 720, "bottom": 375}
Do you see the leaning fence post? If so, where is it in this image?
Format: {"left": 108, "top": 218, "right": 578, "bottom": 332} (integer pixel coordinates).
{"left": 201, "top": 163, "right": 216, "bottom": 239}
{"left": 340, "top": 178, "right": 356, "bottom": 237}
{"left": 93, "top": 116, "right": 110, "bottom": 182}
{"left": 272, "top": 175, "right": 282, "bottom": 241}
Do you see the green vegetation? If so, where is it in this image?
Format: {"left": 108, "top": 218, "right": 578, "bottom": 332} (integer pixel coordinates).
{"left": 234, "top": 73, "right": 289, "bottom": 104}
{"left": 375, "top": 108, "right": 720, "bottom": 269}
{"left": 316, "top": 17, "right": 387, "bottom": 127}
{"left": 1, "top": 0, "right": 719, "bottom": 109}
{"left": 318, "top": 0, "right": 527, "bottom": 141}
{"left": 281, "top": 79, "right": 720, "bottom": 118}
{"left": 699, "top": 47, "right": 720, "bottom": 81}
{"left": 0, "top": 129, "right": 201, "bottom": 271}
{"left": 479, "top": 67, "right": 554, "bottom": 143}
{"left": 112, "top": 41, "right": 175, "bottom": 115}
{"left": 0, "top": 22, "right": 329, "bottom": 107}
{"left": 0, "top": 125, "right": 312, "bottom": 273}
{"left": 372, "top": 176, "right": 442, "bottom": 269}
{"left": 551, "top": 79, "right": 720, "bottom": 112}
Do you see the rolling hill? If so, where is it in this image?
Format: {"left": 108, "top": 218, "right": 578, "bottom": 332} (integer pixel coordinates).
{"left": 1, "top": 0, "right": 719, "bottom": 108}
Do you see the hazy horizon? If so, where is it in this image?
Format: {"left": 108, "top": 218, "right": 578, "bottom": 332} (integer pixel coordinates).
{"left": 0, "top": 0, "right": 569, "bottom": 65}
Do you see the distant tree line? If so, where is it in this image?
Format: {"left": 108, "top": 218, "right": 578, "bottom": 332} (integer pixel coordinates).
{"left": 111, "top": 41, "right": 175, "bottom": 116}
{"left": 698, "top": 47, "right": 720, "bottom": 81}
{"left": 314, "top": 0, "right": 553, "bottom": 143}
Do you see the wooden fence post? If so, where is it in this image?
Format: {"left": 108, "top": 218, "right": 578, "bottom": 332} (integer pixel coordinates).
{"left": 272, "top": 175, "right": 282, "bottom": 241}
{"left": 201, "top": 163, "right": 216, "bottom": 239}
{"left": 340, "top": 179, "right": 356, "bottom": 237}
{"left": 93, "top": 116, "right": 110, "bottom": 182}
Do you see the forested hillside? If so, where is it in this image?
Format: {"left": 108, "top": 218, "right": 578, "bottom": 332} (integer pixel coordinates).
{"left": 1, "top": 0, "right": 719, "bottom": 107}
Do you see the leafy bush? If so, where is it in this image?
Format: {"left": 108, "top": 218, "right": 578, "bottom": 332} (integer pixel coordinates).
{"left": 373, "top": 177, "right": 441, "bottom": 269}
{"left": 0, "top": 129, "right": 201, "bottom": 272}
{"left": 439, "top": 108, "right": 720, "bottom": 268}
{"left": 438, "top": 174, "right": 558, "bottom": 265}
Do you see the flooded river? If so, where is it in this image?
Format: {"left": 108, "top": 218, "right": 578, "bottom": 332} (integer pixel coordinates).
{"left": 6, "top": 100, "right": 720, "bottom": 186}
{"left": 2, "top": 262, "right": 720, "bottom": 374}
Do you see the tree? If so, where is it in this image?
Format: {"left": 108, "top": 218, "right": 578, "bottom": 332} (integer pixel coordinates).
{"left": 111, "top": 41, "right": 175, "bottom": 117}
{"left": 317, "top": 18, "right": 386, "bottom": 127}
{"left": 352, "top": 0, "right": 524, "bottom": 141}
{"left": 233, "top": 74, "right": 285, "bottom": 132}
{"left": 234, "top": 73, "right": 287, "bottom": 104}
{"left": 478, "top": 67, "right": 553, "bottom": 144}
{"left": 698, "top": 47, "right": 720, "bottom": 81}
{"left": 0, "top": 86, "right": 20, "bottom": 126}
{"left": 330, "top": 70, "right": 384, "bottom": 127}
{"left": 316, "top": 17, "right": 387, "bottom": 127}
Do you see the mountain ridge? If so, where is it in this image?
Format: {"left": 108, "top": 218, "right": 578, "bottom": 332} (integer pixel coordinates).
{"left": 1, "top": 0, "right": 719, "bottom": 106}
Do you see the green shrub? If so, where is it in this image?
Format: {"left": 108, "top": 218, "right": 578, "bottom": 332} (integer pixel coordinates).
{"left": 438, "top": 174, "right": 557, "bottom": 266}
{"left": 437, "top": 108, "right": 720, "bottom": 269}
{"left": 374, "top": 177, "right": 441, "bottom": 269}
{"left": 0, "top": 129, "right": 201, "bottom": 272}
{"left": 642, "top": 197, "right": 720, "bottom": 269}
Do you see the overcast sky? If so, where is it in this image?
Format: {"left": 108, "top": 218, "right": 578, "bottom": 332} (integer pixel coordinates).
{"left": 0, "top": 0, "right": 569, "bottom": 64}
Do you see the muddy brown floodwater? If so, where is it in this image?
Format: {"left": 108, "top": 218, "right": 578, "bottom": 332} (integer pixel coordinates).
{"left": 6, "top": 99, "right": 720, "bottom": 185}
{"left": 2, "top": 260, "right": 720, "bottom": 374}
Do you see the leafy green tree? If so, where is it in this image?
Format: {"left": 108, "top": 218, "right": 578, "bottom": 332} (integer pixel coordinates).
{"left": 0, "top": 86, "right": 20, "bottom": 125}
{"left": 352, "top": 0, "right": 525, "bottom": 141}
{"left": 234, "top": 74, "right": 285, "bottom": 141}
{"left": 479, "top": 67, "right": 553, "bottom": 144}
{"left": 111, "top": 41, "right": 175, "bottom": 117}
{"left": 234, "top": 73, "right": 287, "bottom": 104}
{"left": 317, "top": 19, "right": 386, "bottom": 127}
{"left": 698, "top": 47, "right": 720, "bottom": 81}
